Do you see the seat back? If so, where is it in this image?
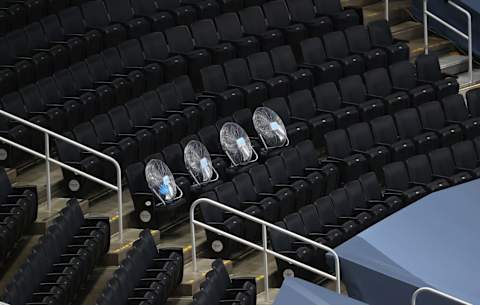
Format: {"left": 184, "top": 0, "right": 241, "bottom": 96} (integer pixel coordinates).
{"left": 323, "top": 31, "right": 349, "bottom": 58}
{"left": 239, "top": 6, "right": 268, "bottom": 34}
{"left": 215, "top": 13, "right": 244, "bottom": 40}
{"left": 347, "top": 122, "right": 374, "bottom": 150}
{"left": 428, "top": 147, "right": 456, "bottom": 176}
{"left": 247, "top": 52, "right": 275, "bottom": 79}
{"left": 325, "top": 129, "right": 352, "bottom": 158}
{"left": 367, "top": 19, "right": 393, "bottom": 46}
{"left": 394, "top": 108, "right": 423, "bottom": 139}
{"left": 312, "top": 82, "right": 342, "bottom": 111}
{"left": 345, "top": 25, "right": 372, "bottom": 52}
{"left": 370, "top": 115, "right": 398, "bottom": 144}
{"left": 287, "top": 89, "right": 315, "bottom": 119}
{"left": 224, "top": 58, "right": 252, "bottom": 86}
{"left": 200, "top": 65, "right": 229, "bottom": 92}
{"left": 165, "top": 26, "right": 195, "bottom": 53}
{"left": 406, "top": 154, "right": 433, "bottom": 184}
{"left": 441, "top": 94, "right": 469, "bottom": 122}
{"left": 382, "top": 161, "right": 410, "bottom": 190}
{"left": 191, "top": 19, "right": 219, "bottom": 46}
{"left": 416, "top": 54, "right": 442, "bottom": 82}
{"left": 364, "top": 68, "right": 392, "bottom": 97}
{"left": 417, "top": 101, "right": 446, "bottom": 130}
{"left": 270, "top": 45, "right": 298, "bottom": 73}
{"left": 451, "top": 141, "right": 478, "bottom": 169}
{"left": 140, "top": 32, "right": 170, "bottom": 60}
{"left": 466, "top": 87, "right": 480, "bottom": 117}
{"left": 300, "top": 37, "right": 327, "bottom": 65}
{"left": 388, "top": 61, "right": 418, "bottom": 90}
{"left": 338, "top": 75, "right": 367, "bottom": 103}
{"left": 286, "top": 0, "right": 316, "bottom": 21}
{"left": 263, "top": 0, "right": 292, "bottom": 27}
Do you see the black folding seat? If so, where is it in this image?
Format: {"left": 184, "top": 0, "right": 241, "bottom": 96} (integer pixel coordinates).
{"left": 25, "top": 22, "right": 70, "bottom": 72}
{"left": 299, "top": 204, "right": 342, "bottom": 247}
{"left": 344, "top": 179, "right": 389, "bottom": 220}
{"left": 101, "top": 47, "right": 146, "bottom": 98}
{"left": 103, "top": 0, "right": 151, "bottom": 39}
{"left": 285, "top": 0, "right": 333, "bottom": 37}
{"left": 0, "top": 2, "right": 26, "bottom": 31}
{"left": 200, "top": 65, "right": 245, "bottom": 117}
{"left": 329, "top": 188, "right": 373, "bottom": 230}
{"left": 57, "top": 7, "right": 102, "bottom": 56}
{"left": 312, "top": 82, "right": 359, "bottom": 129}
{"left": 370, "top": 115, "right": 416, "bottom": 162}
{"left": 247, "top": 52, "right": 290, "bottom": 98}
{"left": 181, "top": 0, "right": 219, "bottom": 19}
{"left": 367, "top": 20, "right": 409, "bottom": 64}
{"left": 214, "top": 13, "right": 260, "bottom": 58}
{"left": 466, "top": 87, "right": 480, "bottom": 117}
{"left": 165, "top": 25, "right": 212, "bottom": 87}
{"left": 338, "top": 75, "right": 385, "bottom": 121}
{"left": 415, "top": 54, "right": 459, "bottom": 99}
{"left": 262, "top": 97, "right": 310, "bottom": 148}
{"left": 157, "top": 0, "right": 198, "bottom": 25}
{"left": 223, "top": 58, "right": 268, "bottom": 109}
{"left": 393, "top": 108, "right": 440, "bottom": 154}
{"left": 287, "top": 90, "right": 335, "bottom": 146}
{"left": 156, "top": 82, "right": 202, "bottom": 133}
{"left": 108, "top": 106, "right": 155, "bottom": 159}
{"left": 129, "top": 0, "right": 175, "bottom": 32}
{"left": 324, "top": 129, "right": 369, "bottom": 181}
{"left": 441, "top": 94, "right": 480, "bottom": 139}
{"left": 314, "top": 0, "right": 360, "bottom": 30}
{"left": 91, "top": 114, "right": 138, "bottom": 166}
{"left": 382, "top": 161, "right": 427, "bottom": 202}
{"left": 0, "top": 36, "right": 36, "bottom": 88}
{"left": 141, "top": 91, "right": 188, "bottom": 144}
{"left": 388, "top": 60, "right": 436, "bottom": 107}
{"left": 405, "top": 154, "right": 450, "bottom": 192}
{"left": 262, "top": 0, "right": 308, "bottom": 47}
{"left": 344, "top": 25, "right": 387, "bottom": 70}
{"left": 323, "top": 31, "right": 365, "bottom": 76}
{"left": 417, "top": 101, "right": 463, "bottom": 147}
{"left": 428, "top": 147, "right": 473, "bottom": 185}
{"left": 270, "top": 45, "right": 314, "bottom": 91}
{"left": 358, "top": 172, "right": 403, "bottom": 211}
{"left": 363, "top": 68, "right": 410, "bottom": 114}
{"left": 313, "top": 195, "right": 358, "bottom": 238}
{"left": 239, "top": 6, "right": 284, "bottom": 52}
{"left": 11, "top": 0, "right": 47, "bottom": 22}
{"left": 172, "top": 75, "right": 217, "bottom": 126}
{"left": 451, "top": 141, "right": 480, "bottom": 177}
{"left": 81, "top": 0, "right": 127, "bottom": 47}
{"left": 190, "top": 19, "right": 236, "bottom": 64}
{"left": 347, "top": 122, "right": 390, "bottom": 173}
{"left": 299, "top": 37, "right": 343, "bottom": 83}
{"left": 117, "top": 39, "right": 164, "bottom": 90}
{"left": 265, "top": 156, "right": 310, "bottom": 210}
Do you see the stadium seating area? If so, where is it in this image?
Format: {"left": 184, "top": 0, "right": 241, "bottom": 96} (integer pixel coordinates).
{"left": 1, "top": 0, "right": 480, "bottom": 304}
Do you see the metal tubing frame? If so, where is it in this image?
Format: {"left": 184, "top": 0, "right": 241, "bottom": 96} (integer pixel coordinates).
{"left": 190, "top": 198, "right": 342, "bottom": 302}
{"left": 385, "top": 0, "right": 389, "bottom": 21}
{"left": 423, "top": 0, "right": 473, "bottom": 84}
{"left": 412, "top": 287, "right": 473, "bottom": 305}
{"left": 0, "top": 109, "right": 125, "bottom": 243}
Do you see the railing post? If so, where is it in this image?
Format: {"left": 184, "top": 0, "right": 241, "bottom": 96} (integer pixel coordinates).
{"left": 190, "top": 204, "right": 198, "bottom": 272}
{"left": 385, "top": 0, "right": 389, "bottom": 21}
{"left": 412, "top": 287, "right": 473, "bottom": 305}
{"left": 424, "top": 0, "right": 429, "bottom": 54}
{"left": 262, "top": 224, "right": 270, "bottom": 302}
{"left": 45, "top": 133, "right": 52, "bottom": 213}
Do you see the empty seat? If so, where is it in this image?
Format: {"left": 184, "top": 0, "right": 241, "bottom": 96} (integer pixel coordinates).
{"left": 158, "top": 0, "right": 198, "bottom": 25}
{"left": 329, "top": 188, "right": 373, "bottom": 231}
{"left": 215, "top": 13, "right": 260, "bottom": 57}
{"left": 338, "top": 75, "right": 385, "bottom": 121}
{"left": 382, "top": 161, "right": 427, "bottom": 202}
{"left": 285, "top": 0, "right": 333, "bottom": 37}
{"left": 370, "top": 115, "right": 416, "bottom": 161}
{"left": 405, "top": 154, "right": 450, "bottom": 192}
{"left": 417, "top": 101, "right": 463, "bottom": 147}
{"left": 428, "top": 147, "right": 473, "bottom": 185}
{"left": 394, "top": 108, "right": 440, "bottom": 154}
{"left": 182, "top": 0, "right": 220, "bottom": 19}
{"left": 312, "top": 82, "right": 360, "bottom": 128}
{"left": 129, "top": 0, "right": 175, "bottom": 32}
{"left": 415, "top": 54, "right": 459, "bottom": 99}
{"left": 388, "top": 60, "right": 436, "bottom": 107}
{"left": 451, "top": 140, "right": 480, "bottom": 177}
{"left": 466, "top": 87, "right": 480, "bottom": 117}
{"left": 190, "top": 19, "right": 236, "bottom": 64}
{"left": 358, "top": 172, "right": 403, "bottom": 211}
{"left": 314, "top": 0, "right": 360, "bottom": 30}
{"left": 345, "top": 178, "right": 387, "bottom": 221}
{"left": 367, "top": 20, "right": 409, "bottom": 64}
{"left": 299, "top": 37, "right": 343, "bottom": 83}
{"left": 239, "top": 6, "right": 285, "bottom": 51}
{"left": 363, "top": 68, "right": 410, "bottom": 114}
{"left": 103, "top": 0, "right": 151, "bottom": 38}
{"left": 263, "top": 0, "right": 308, "bottom": 47}
{"left": 247, "top": 52, "right": 290, "bottom": 97}
{"left": 344, "top": 25, "right": 387, "bottom": 70}
{"left": 270, "top": 45, "right": 314, "bottom": 91}
{"left": 323, "top": 30, "right": 365, "bottom": 76}
{"left": 441, "top": 94, "right": 480, "bottom": 139}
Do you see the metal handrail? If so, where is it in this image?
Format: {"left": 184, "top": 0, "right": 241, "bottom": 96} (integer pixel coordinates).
{"left": 423, "top": 0, "right": 473, "bottom": 84}
{"left": 412, "top": 287, "right": 473, "bottom": 305}
{"left": 0, "top": 110, "right": 125, "bottom": 243}
{"left": 190, "top": 198, "right": 341, "bottom": 302}
{"left": 385, "top": 0, "right": 389, "bottom": 21}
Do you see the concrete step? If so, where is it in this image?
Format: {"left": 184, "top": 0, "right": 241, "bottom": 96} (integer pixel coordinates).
{"left": 439, "top": 53, "right": 469, "bottom": 75}
{"left": 177, "top": 259, "right": 233, "bottom": 296}
{"left": 257, "top": 289, "right": 280, "bottom": 305}
{"left": 363, "top": 0, "right": 411, "bottom": 26}
{"left": 342, "top": 0, "right": 379, "bottom": 7}
{"left": 32, "top": 197, "right": 89, "bottom": 234}
{"left": 105, "top": 228, "right": 160, "bottom": 266}
{"left": 456, "top": 69, "right": 480, "bottom": 89}
{"left": 392, "top": 21, "right": 424, "bottom": 41}
{"left": 408, "top": 35, "right": 455, "bottom": 58}
{"left": 230, "top": 251, "right": 280, "bottom": 293}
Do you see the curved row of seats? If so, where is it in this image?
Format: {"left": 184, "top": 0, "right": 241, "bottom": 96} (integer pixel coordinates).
{"left": 95, "top": 230, "right": 184, "bottom": 305}
{"left": 192, "top": 259, "right": 256, "bottom": 305}
{"left": 0, "top": 167, "right": 38, "bottom": 265}
{"left": 1, "top": 199, "right": 110, "bottom": 305}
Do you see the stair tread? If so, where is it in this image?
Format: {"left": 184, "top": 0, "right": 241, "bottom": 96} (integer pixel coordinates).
{"left": 409, "top": 35, "right": 455, "bottom": 58}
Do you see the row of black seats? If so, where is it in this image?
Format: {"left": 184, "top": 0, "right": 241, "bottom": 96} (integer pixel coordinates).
{"left": 192, "top": 259, "right": 256, "bottom": 305}
{"left": 0, "top": 0, "right": 88, "bottom": 34}
{"left": 200, "top": 140, "right": 339, "bottom": 257}
{"left": 324, "top": 94, "right": 480, "bottom": 182}
{"left": 270, "top": 171, "right": 403, "bottom": 280}
{"left": 382, "top": 138, "right": 480, "bottom": 202}
{"left": 1, "top": 199, "right": 110, "bottom": 305}
{"left": 0, "top": 168, "right": 37, "bottom": 264}
{"left": 96, "top": 230, "right": 183, "bottom": 305}
{"left": 55, "top": 75, "right": 216, "bottom": 196}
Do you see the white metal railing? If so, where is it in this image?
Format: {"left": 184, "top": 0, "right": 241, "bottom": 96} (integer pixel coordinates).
{"left": 423, "top": 0, "right": 473, "bottom": 84}
{"left": 385, "top": 0, "right": 389, "bottom": 21}
{"left": 190, "top": 198, "right": 341, "bottom": 302}
{"left": 0, "top": 110, "right": 125, "bottom": 243}
{"left": 412, "top": 287, "right": 473, "bottom": 305}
